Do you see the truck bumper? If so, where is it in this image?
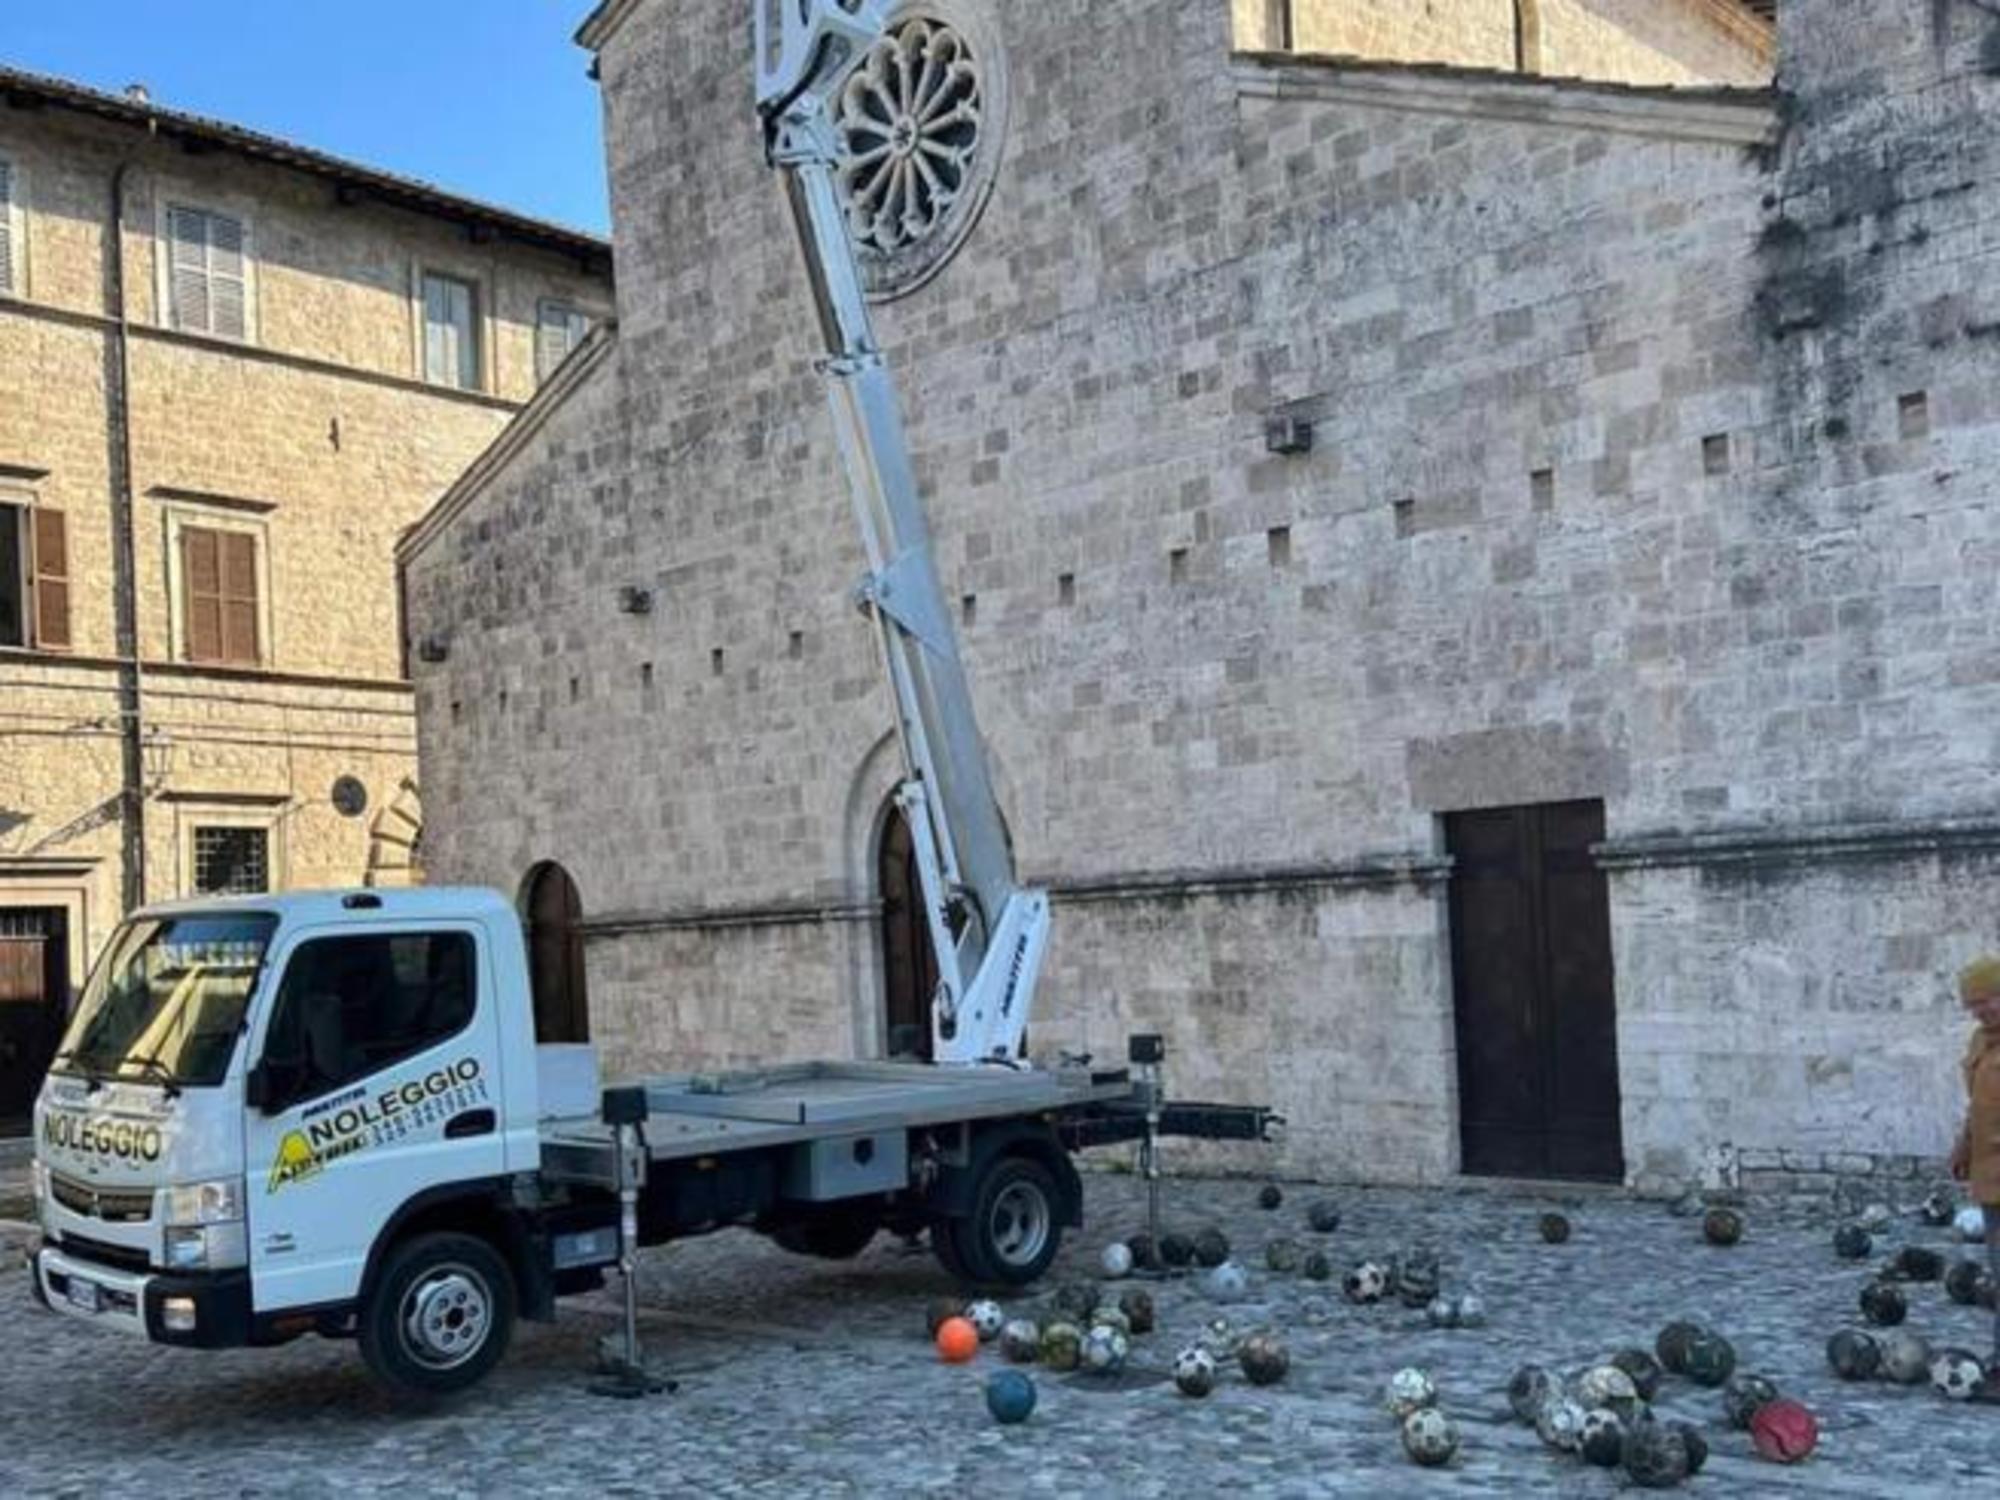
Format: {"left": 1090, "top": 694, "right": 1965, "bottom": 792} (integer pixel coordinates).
{"left": 34, "top": 1244, "right": 252, "bottom": 1349}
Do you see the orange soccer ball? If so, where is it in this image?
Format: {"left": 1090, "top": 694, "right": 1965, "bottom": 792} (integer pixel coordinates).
{"left": 936, "top": 1316, "right": 980, "bottom": 1364}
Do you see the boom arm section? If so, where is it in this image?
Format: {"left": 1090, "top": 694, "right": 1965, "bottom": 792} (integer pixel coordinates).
{"left": 756, "top": 0, "right": 1047, "bottom": 1065}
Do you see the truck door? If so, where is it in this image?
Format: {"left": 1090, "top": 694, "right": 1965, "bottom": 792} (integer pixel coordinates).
{"left": 243, "top": 923, "right": 502, "bottom": 1313}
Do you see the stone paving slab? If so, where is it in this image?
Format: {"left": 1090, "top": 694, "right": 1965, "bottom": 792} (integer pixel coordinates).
{"left": 2, "top": 1173, "right": 1996, "bottom": 1496}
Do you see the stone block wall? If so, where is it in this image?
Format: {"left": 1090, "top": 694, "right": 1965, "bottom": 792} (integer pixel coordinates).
{"left": 408, "top": 0, "right": 2000, "bottom": 1188}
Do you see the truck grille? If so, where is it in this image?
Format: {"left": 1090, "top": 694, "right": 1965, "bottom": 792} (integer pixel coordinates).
{"left": 56, "top": 1231, "right": 153, "bottom": 1273}
{"left": 50, "top": 1174, "right": 155, "bottom": 1224}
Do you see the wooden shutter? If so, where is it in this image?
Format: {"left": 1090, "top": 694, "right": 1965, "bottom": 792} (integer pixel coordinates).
{"left": 0, "top": 159, "right": 15, "bottom": 296}
{"left": 181, "top": 525, "right": 224, "bottom": 661}
{"left": 219, "top": 529, "right": 259, "bottom": 663}
{"left": 207, "top": 212, "right": 247, "bottom": 339}
{"left": 167, "top": 206, "right": 211, "bottom": 333}
{"left": 29, "top": 508, "right": 69, "bottom": 650}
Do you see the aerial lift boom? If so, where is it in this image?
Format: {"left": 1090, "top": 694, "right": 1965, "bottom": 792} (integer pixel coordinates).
{"left": 755, "top": 0, "right": 1046, "bottom": 1066}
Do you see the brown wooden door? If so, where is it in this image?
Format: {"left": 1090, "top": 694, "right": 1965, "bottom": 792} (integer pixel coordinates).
{"left": 522, "top": 864, "right": 589, "bottom": 1044}
{"left": 0, "top": 909, "right": 68, "bottom": 1135}
{"left": 878, "top": 805, "right": 936, "bottom": 1062}
{"left": 1446, "top": 801, "right": 1623, "bottom": 1182}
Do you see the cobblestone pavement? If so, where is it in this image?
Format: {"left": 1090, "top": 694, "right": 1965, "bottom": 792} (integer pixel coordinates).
{"left": 4, "top": 1171, "right": 1997, "bottom": 1497}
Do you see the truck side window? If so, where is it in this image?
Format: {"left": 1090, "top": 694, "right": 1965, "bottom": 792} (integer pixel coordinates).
{"left": 263, "top": 932, "right": 476, "bottom": 1104}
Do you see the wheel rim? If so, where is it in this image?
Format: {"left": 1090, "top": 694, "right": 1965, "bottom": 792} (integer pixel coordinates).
{"left": 399, "top": 1263, "right": 492, "bottom": 1370}
{"left": 989, "top": 1179, "right": 1051, "bottom": 1269}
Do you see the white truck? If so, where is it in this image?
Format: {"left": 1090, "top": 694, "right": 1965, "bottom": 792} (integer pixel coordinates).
{"left": 23, "top": 1, "right": 1272, "bottom": 1397}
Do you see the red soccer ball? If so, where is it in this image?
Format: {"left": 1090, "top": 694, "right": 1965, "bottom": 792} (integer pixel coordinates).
{"left": 1750, "top": 1398, "right": 1819, "bottom": 1463}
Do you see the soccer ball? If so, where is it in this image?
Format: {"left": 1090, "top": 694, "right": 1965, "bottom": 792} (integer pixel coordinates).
{"left": 1921, "top": 1187, "right": 1956, "bottom": 1226}
{"left": 1396, "top": 1250, "right": 1441, "bottom": 1308}
{"left": 1257, "top": 1183, "right": 1284, "bottom": 1210}
{"left": 1826, "top": 1327, "right": 1881, "bottom": 1381}
{"left": 1620, "top": 1419, "right": 1691, "bottom": 1489}
{"left": 1052, "top": 1281, "right": 1100, "bottom": 1320}
{"left": 1507, "top": 1364, "right": 1559, "bottom": 1424}
{"left": 1080, "top": 1322, "right": 1128, "bottom": 1375}
{"left": 1038, "top": 1320, "right": 1082, "bottom": 1372}
{"left": 1343, "top": 1262, "right": 1388, "bottom": 1304}
{"left": 1090, "top": 1307, "right": 1131, "bottom": 1338}
{"left": 1425, "top": 1296, "right": 1457, "bottom": 1329}
{"left": 1265, "top": 1238, "right": 1303, "bottom": 1274}
{"left": 1535, "top": 1396, "right": 1587, "bottom": 1453}
{"left": 966, "top": 1299, "right": 1005, "bottom": 1341}
{"left": 1385, "top": 1367, "right": 1438, "bottom": 1419}
{"left": 1859, "top": 1279, "right": 1907, "bottom": 1327}
{"left": 1118, "top": 1288, "right": 1156, "bottom": 1336}
{"left": 1880, "top": 1329, "right": 1932, "bottom": 1385}
{"left": 984, "top": 1370, "right": 1036, "bottom": 1424}
{"left": 1890, "top": 1245, "right": 1944, "bottom": 1282}
{"left": 1200, "top": 1261, "right": 1250, "bottom": 1303}
{"left": 1306, "top": 1200, "right": 1341, "bottom": 1233}
{"left": 1239, "top": 1331, "right": 1290, "bottom": 1386}
{"left": 1675, "top": 1421, "right": 1710, "bottom": 1476}
{"left": 1957, "top": 1205, "right": 1988, "bottom": 1242}
{"left": 1945, "top": 1258, "right": 1988, "bottom": 1305}
{"left": 1159, "top": 1233, "right": 1195, "bottom": 1268}
{"left": 1192, "top": 1227, "right": 1232, "bottom": 1268}
{"left": 1655, "top": 1320, "right": 1704, "bottom": 1373}
{"left": 1832, "top": 1223, "right": 1873, "bottom": 1260}
{"left": 1173, "top": 1345, "right": 1218, "bottom": 1398}
{"left": 1539, "top": 1212, "right": 1572, "bottom": 1244}
{"left": 1682, "top": 1330, "right": 1737, "bottom": 1387}
{"left": 1576, "top": 1365, "right": 1638, "bottom": 1412}
{"left": 1402, "top": 1407, "right": 1459, "bottom": 1467}
{"left": 1301, "top": 1250, "right": 1333, "bottom": 1282}
{"left": 1100, "top": 1241, "right": 1134, "bottom": 1279}
{"left": 1702, "top": 1207, "right": 1745, "bottom": 1246}
{"left": 1931, "top": 1348, "right": 1987, "bottom": 1401}
{"left": 1453, "top": 1293, "right": 1488, "bottom": 1328}
{"left": 998, "top": 1319, "right": 1040, "bottom": 1363}
{"left": 1722, "top": 1372, "right": 1780, "bottom": 1429}
{"left": 1610, "top": 1348, "right": 1664, "bottom": 1402}
{"left": 1579, "top": 1408, "right": 1626, "bottom": 1467}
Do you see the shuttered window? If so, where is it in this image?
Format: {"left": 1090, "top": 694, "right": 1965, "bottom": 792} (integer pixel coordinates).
{"left": 422, "top": 271, "right": 480, "bottom": 390}
{"left": 181, "top": 524, "right": 260, "bottom": 665}
{"left": 535, "top": 300, "right": 591, "bottom": 383}
{"left": 30, "top": 507, "right": 68, "bottom": 650}
{"left": 166, "top": 205, "right": 248, "bottom": 339}
{"left": 0, "top": 158, "right": 16, "bottom": 296}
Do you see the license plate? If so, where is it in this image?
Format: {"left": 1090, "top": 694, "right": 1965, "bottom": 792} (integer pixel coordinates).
{"left": 65, "top": 1277, "right": 102, "bottom": 1314}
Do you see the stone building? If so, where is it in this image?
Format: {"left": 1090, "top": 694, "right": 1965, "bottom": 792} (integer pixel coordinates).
{"left": 0, "top": 67, "right": 612, "bottom": 1131}
{"left": 401, "top": 0, "right": 2000, "bottom": 1194}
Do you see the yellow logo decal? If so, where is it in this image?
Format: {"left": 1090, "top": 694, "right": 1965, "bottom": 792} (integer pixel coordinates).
{"left": 268, "top": 1131, "right": 321, "bottom": 1193}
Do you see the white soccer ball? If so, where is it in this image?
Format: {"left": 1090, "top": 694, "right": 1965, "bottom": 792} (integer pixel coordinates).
{"left": 1385, "top": 1366, "right": 1438, "bottom": 1419}
{"left": 1402, "top": 1406, "right": 1459, "bottom": 1467}
{"left": 1535, "top": 1396, "right": 1587, "bottom": 1452}
{"left": 1343, "top": 1261, "right": 1388, "bottom": 1304}
{"left": 1173, "top": 1344, "right": 1218, "bottom": 1397}
{"left": 965, "top": 1299, "right": 1005, "bottom": 1341}
{"left": 1956, "top": 1205, "right": 1988, "bottom": 1243}
{"left": 1080, "top": 1322, "right": 1129, "bottom": 1375}
{"left": 1931, "top": 1348, "right": 1987, "bottom": 1401}
{"left": 1200, "top": 1260, "right": 1250, "bottom": 1303}
{"left": 1576, "top": 1364, "right": 1638, "bottom": 1410}
{"left": 1100, "top": 1241, "right": 1135, "bottom": 1278}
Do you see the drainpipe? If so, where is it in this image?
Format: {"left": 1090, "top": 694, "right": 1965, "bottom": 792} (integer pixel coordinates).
{"left": 106, "top": 156, "right": 147, "bottom": 911}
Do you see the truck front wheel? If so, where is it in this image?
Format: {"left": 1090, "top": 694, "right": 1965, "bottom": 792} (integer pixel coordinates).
{"left": 944, "top": 1154, "right": 1064, "bottom": 1286}
{"left": 359, "top": 1231, "right": 517, "bottom": 1396}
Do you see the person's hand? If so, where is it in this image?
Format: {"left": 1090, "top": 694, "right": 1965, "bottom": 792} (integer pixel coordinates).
{"left": 1950, "top": 1132, "right": 1970, "bottom": 1182}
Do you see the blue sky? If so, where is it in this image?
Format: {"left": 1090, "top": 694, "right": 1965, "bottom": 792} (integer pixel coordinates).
{"left": 0, "top": 1, "right": 611, "bottom": 234}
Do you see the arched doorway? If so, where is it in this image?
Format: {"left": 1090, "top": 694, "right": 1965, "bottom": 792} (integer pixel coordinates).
{"left": 877, "top": 804, "right": 936, "bottom": 1061}
{"left": 520, "top": 862, "right": 589, "bottom": 1044}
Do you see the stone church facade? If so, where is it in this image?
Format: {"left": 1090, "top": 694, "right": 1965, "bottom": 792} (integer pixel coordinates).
{"left": 402, "top": 0, "right": 2000, "bottom": 1194}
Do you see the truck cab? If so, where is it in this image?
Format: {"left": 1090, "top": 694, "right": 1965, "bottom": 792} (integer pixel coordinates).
{"left": 31, "top": 887, "right": 554, "bottom": 1389}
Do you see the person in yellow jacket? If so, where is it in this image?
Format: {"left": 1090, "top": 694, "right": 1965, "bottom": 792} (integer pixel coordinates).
{"left": 1949, "top": 955, "right": 2000, "bottom": 1396}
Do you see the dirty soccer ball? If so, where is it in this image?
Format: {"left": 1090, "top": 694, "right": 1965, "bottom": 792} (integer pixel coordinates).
{"left": 998, "top": 1319, "right": 1041, "bottom": 1363}
{"left": 1957, "top": 1205, "right": 1988, "bottom": 1243}
{"left": 1576, "top": 1365, "right": 1639, "bottom": 1413}
{"left": 1200, "top": 1261, "right": 1250, "bottom": 1303}
{"left": 1889, "top": 1245, "right": 1944, "bottom": 1282}
{"left": 1426, "top": 1296, "right": 1458, "bottom": 1330}
{"left": 1239, "top": 1331, "right": 1290, "bottom": 1386}
{"left": 1675, "top": 1421, "right": 1710, "bottom": 1476}
{"left": 1118, "top": 1288, "right": 1156, "bottom": 1336}
{"left": 965, "top": 1299, "right": 1005, "bottom": 1341}
{"left": 1306, "top": 1200, "right": 1342, "bottom": 1234}
{"left": 1159, "top": 1233, "right": 1195, "bottom": 1268}
{"left": 1173, "top": 1345, "right": 1218, "bottom": 1398}
{"left": 1402, "top": 1407, "right": 1459, "bottom": 1468}
{"left": 1610, "top": 1348, "right": 1665, "bottom": 1403}
{"left": 1832, "top": 1223, "right": 1873, "bottom": 1260}
{"left": 1091, "top": 1306, "right": 1132, "bottom": 1338}
{"left": 1396, "top": 1251, "right": 1441, "bottom": 1308}
{"left": 1258, "top": 1183, "right": 1285, "bottom": 1211}
{"left": 1579, "top": 1408, "right": 1626, "bottom": 1468}
{"left": 1038, "top": 1320, "right": 1083, "bottom": 1372}
{"left": 1265, "top": 1238, "right": 1303, "bottom": 1274}
{"left": 1343, "top": 1262, "right": 1388, "bottom": 1304}
{"left": 1921, "top": 1187, "right": 1957, "bottom": 1226}
{"left": 1722, "top": 1372, "right": 1781, "bottom": 1429}
{"left": 1125, "top": 1233, "right": 1159, "bottom": 1271}
{"left": 926, "top": 1296, "right": 966, "bottom": 1337}
{"left": 1193, "top": 1227, "right": 1232, "bottom": 1268}
{"left": 1535, "top": 1397, "right": 1588, "bottom": 1453}
{"left": 1052, "top": 1281, "right": 1100, "bottom": 1321}
{"left": 1826, "top": 1327, "right": 1882, "bottom": 1381}
{"left": 1682, "top": 1330, "right": 1736, "bottom": 1388}
{"left": 1539, "top": 1212, "right": 1572, "bottom": 1244}
{"left": 1880, "top": 1329, "right": 1933, "bottom": 1385}
{"left": 1080, "top": 1322, "right": 1129, "bottom": 1375}
{"left": 1702, "top": 1207, "right": 1745, "bottom": 1247}
{"left": 1507, "top": 1365, "right": 1560, "bottom": 1424}
{"left": 1750, "top": 1398, "right": 1819, "bottom": 1463}
{"left": 1384, "top": 1366, "right": 1439, "bottom": 1420}
{"left": 985, "top": 1369, "right": 1037, "bottom": 1425}
{"left": 1656, "top": 1320, "right": 1705, "bottom": 1374}
{"left": 1301, "top": 1250, "right": 1333, "bottom": 1282}
{"left": 1620, "top": 1420, "right": 1692, "bottom": 1490}
{"left": 1100, "top": 1241, "right": 1135, "bottom": 1279}
{"left": 1931, "top": 1348, "right": 1987, "bottom": 1401}
{"left": 1946, "top": 1258, "right": 1988, "bottom": 1306}
{"left": 1859, "top": 1279, "right": 1907, "bottom": 1328}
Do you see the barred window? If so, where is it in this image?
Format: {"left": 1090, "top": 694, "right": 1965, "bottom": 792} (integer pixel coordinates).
{"left": 192, "top": 826, "right": 269, "bottom": 895}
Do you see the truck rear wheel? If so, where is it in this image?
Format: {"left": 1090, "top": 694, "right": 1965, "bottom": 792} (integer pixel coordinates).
{"left": 944, "top": 1154, "right": 1064, "bottom": 1286}
{"left": 359, "top": 1231, "right": 517, "bottom": 1396}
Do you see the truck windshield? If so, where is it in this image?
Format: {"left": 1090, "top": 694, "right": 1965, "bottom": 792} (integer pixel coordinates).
{"left": 50, "top": 912, "right": 278, "bottom": 1089}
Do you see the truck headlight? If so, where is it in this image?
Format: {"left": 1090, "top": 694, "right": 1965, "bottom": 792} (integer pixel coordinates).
{"left": 163, "top": 1222, "right": 247, "bottom": 1272}
{"left": 166, "top": 1177, "right": 244, "bottom": 1227}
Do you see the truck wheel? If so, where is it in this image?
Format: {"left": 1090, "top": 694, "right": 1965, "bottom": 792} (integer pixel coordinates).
{"left": 948, "top": 1154, "right": 1064, "bottom": 1286}
{"left": 770, "top": 1215, "right": 878, "bottom": 1260}
{"left": 359, "top": 1232, "right": 516, "bottom": 1396}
